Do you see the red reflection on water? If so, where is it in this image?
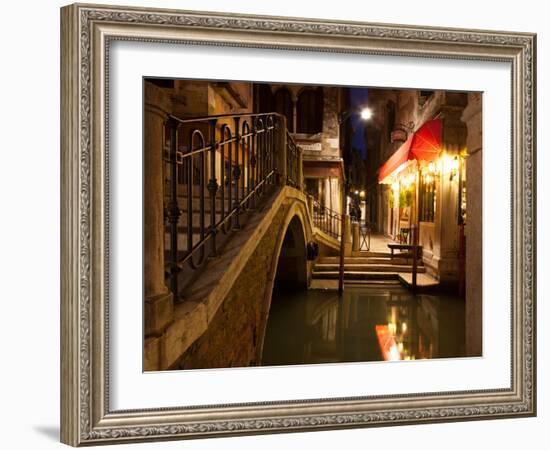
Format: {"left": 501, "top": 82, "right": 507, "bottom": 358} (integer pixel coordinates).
{"left": 375, "top": 325, "right": 401, "bottom": 361}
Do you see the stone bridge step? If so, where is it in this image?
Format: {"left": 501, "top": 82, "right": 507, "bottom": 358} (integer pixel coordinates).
{"left": 164, "top": 224, "right": 243, "bottom": 249}
{"left": 164, "top": 232, "right": 202, "bottom": 252}
{"left": 317, "top": 254, "right": 394, "bottom": 263}
{"left": 317, "top": 256, "right": 420, "bottom": 265}
{"left": 313, "top": 264, "right": 426, "bottom": 274}
{"left": 312, "top": 271, "right": 401, "bottom": 280}
{"left": 165, "top": 211, "right": 242, "bottom": 228}
{"left": 165, "top": 188, "right": 257, "bottom": 211}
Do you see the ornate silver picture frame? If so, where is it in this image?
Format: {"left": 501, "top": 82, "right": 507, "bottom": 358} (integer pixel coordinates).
{"left": 60, "top": 3, "right": 536, "bottom": 446}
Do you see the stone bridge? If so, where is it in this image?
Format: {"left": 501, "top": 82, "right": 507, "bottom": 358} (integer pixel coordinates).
{"left": 143, "top": 82, "right": 344, "bottom": 371}
{"left": 144, "top": 185, "right": 331, "bottom": 371}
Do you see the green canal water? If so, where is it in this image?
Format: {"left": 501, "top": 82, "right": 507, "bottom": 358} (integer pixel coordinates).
{"left": 261, "top": 283, "right": 466, "bottom": 366}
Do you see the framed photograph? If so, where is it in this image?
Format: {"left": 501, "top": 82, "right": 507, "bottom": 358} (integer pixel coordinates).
{"left": 60, "top": 3, "right": 536, "bottom": 446}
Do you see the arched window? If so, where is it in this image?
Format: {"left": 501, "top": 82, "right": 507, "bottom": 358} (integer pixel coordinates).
{"left": 297, "top": 88, "right": 323, "bottom": 134}
{"left": 274, "top": 88, "right": 294, "bottom": 132}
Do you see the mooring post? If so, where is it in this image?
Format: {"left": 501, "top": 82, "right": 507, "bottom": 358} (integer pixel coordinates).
{"left": 411, "top": 224, "right": 418, "bottom": 294}
{"left": 338, "top": 187, "right": 346, "bottom": 295}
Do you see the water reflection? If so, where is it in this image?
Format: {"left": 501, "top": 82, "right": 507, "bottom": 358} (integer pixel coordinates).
{"left": 261, "top": 284, "right": 465, "bottom": 366}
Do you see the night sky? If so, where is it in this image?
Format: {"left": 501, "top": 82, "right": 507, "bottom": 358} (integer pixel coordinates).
{"left": 349, "top": 87, "right": 370, "bottom": 160}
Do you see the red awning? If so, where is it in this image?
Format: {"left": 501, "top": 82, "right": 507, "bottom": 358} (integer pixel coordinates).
{"left": 378, "top": 119, "right": 442, "bottom": 183}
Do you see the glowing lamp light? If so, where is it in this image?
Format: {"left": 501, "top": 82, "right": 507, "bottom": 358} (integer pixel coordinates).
{"left": 451, "top": 156, "right": 460, "bottom": 172}
{"left": 402, "top": 173, "right": 415, "bottom": 188}
{"left": 359, "top": 190, "right": 366, "bottom": 198}
{"left": 442, "top": 154, "right": 461, "bottom": 181}
{"left": 437, "top": 158, "right": 443, "bottom": 174}
{"left": 360, "top": 107, "right": 373, "bottom": 120}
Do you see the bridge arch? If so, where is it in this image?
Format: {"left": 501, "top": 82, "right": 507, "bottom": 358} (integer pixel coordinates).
{"left": 256, "top": 197, "right": 314, "bottom": 361}
{"left": 273, "top": 215, "right": 308, "bottom": 289}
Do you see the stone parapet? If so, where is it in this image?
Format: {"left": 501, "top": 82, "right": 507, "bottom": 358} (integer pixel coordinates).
{"left": 144, "top": 81, "right": 174, "bottom": 340}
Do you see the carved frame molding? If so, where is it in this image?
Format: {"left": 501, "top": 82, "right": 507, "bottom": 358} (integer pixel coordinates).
{"left": 61, "top": 3, "right": 536, "bottom": 446}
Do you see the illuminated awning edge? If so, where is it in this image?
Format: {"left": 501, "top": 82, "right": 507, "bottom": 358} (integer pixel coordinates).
{"left": 377, "top": 118, "right": 442, "bottom": 184}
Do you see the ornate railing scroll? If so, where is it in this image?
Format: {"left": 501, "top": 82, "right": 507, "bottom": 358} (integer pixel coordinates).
{"left": 164, "top": 111, "right": 302, "bottom": 300}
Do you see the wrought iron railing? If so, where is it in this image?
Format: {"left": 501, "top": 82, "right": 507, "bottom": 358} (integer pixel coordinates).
{"left": 312, "top": 200, "right": 342, "bottom": 240}
{"left": 286, "top": 131, "right": 299, "bottom": 187}
{"left": 164, "top": 111, "right": 301, "bottom": 299}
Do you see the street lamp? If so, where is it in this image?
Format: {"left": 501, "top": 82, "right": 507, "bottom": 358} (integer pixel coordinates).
{"left": 338, "top": 105, "right": 373, "bottom": 295}
{"left": 338, "top": 106, "right": 373, "bottom": 124}
{"left": 360, "top": 107, "right": 373, "bottom": 121}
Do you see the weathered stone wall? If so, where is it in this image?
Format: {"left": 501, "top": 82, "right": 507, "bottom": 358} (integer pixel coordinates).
{"left": 321, "top": 87, "right": 340, "bottom": 156}
{"left": 174, "top": 205, "right": 288, "bottom": 370}
{"left": 172, "top": 80, "right": 253, "bottom": 118}
{"left": 462, "top": 92, "right": 483, "bottom": 356}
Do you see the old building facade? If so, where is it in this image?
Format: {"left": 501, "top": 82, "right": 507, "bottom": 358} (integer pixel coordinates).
{"left": 364, "top": 88, "right": 482, "bottom": 354}
{"left": 256, "top": 83, "right": 346, "bottom": 216}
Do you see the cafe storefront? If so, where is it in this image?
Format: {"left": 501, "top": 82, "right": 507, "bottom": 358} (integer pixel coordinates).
{"left": 378, "top": 118, "right": 467, "bottom": 284}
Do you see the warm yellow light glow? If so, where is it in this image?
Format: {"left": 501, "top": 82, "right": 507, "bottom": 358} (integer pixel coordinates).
{"left": 388, "top": 346, "right": 401, "bottom": 361}
{"left": 451, "top": 156, "right": 460, "bottom": 172}
{"left": 428, "top": 162, "right": 435, "bottom": 173}
{"left": 440, "top": 153, "right": 461, "bottom": 180}
{"left": 441, "top": 153, "right": 453, "bottom": 175}
{"left": 354, "top": 190, "right": 359, "bottom": 195}
{"left": 402, "top": 173, "right": 415, "bottom": 188}
{"left": 402, "top": 322, "right": 408, "bottom": 334}
{"left": 437, "top": 158, "right": 443, "bottom": 174}
{"left": 360, "top": 107, "right": 373, "bottom": 120}
{"left": 359, "top": 190, "right": 366, "bottom": 198}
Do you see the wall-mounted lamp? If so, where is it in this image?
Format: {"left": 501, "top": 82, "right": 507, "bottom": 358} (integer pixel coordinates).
{"left": 390, "top": 121, "right": 415, "bottom": 143}
{"left": 395, "top": 121, "right": 415, "bottom": 132}
{"left": 449, "top": 156, "right": 460, "bottom": 181}
{"left": 441, "top": 154, "right": 460, "bottom": 181}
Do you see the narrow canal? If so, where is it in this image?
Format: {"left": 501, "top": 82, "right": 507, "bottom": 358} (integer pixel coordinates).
{"left": 261, "top": 283, "right": 466, "bottom": 366}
